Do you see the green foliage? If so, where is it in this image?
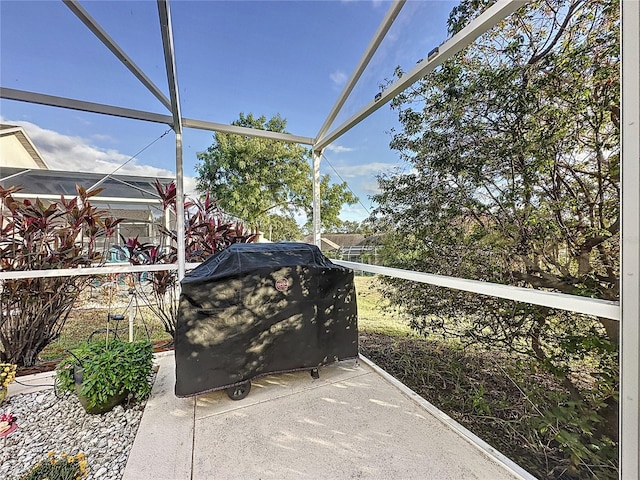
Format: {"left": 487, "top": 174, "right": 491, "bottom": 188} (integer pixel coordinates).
{"left": 0, "top": 185, "right": 122, "bottom": 367}
{"left": 372, "top": 1, "right": 619, "bottom": 477}
{"left": 117, "top": 180, "right": 256, "bottom": 338}
{"left": 332, "top": 220, "right": 374, "bottom": 234}
{"left": 262, "top": 213, "right": 303, "bottom": 241}
{"left": 56, "top": 340, "right": 153, "bottom": 412}
{"left": 196, "top": 113, "right": 357, "bottom": 231}
{"left": 531, "top": 400, "right": 618, "bottom": 478}
{"left": 20, "top": 452, "right": 88, "bottom": 480}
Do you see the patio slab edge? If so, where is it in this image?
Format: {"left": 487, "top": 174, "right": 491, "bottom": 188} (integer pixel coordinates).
{"left": 359, "top": 354, "right": 538, "bottom": 480}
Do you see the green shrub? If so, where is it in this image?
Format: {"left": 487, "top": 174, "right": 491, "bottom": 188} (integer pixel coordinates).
{"left": 56, "top": 340, "right": 153, "bottom": 413}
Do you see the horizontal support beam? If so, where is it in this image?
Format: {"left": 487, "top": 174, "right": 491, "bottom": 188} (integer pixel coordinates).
{"left": 0, "top": 87, "right": 173, "bottom": 125}
{"left": 0, "top": 262, "right": 203, "bottom": 280}
{"left": 9, "top": 193, "right": 163, "bottom": 205}
{"left": 334, "top": 260, "right": 620, "bottom": 321}
{"left": 183, "top": 118, "right": 315, "bottom": 145}
{"left": 315, "top": 0, "right": 527, "bottom": 150}
{"left": 0, "top": 263, "right": 177, "bottom": 280}
{"left": 0, "top": 88, "right": 315, "bottom": 145}
{"left": 2, "top": 259, "right": 619, "bottom": 320}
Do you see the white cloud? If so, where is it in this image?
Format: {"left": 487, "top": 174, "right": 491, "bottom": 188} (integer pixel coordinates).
{"left": 329, "top": 70, "right": 348, "bottom": 87}
{"left": 357, "top": 178, "right": 380, "bottom": 195}
{"left": 90, "top": 133, "right": 116, "bottom": 143}
{"left": 324, "top": 144, "right": 354, "bottom": 154}
{"left": 339, "top": 203, "right": 373, "bottom": 222}
{"left": 1, "top": 118, "right": 198, "bottom": 196}
{"left": 335, "top": 161, "right": 398, "bottom": 178}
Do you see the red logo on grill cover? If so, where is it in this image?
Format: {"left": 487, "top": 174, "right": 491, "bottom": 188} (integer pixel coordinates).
{"left": 275, "top": 278, "right": 289, "bottom": 292}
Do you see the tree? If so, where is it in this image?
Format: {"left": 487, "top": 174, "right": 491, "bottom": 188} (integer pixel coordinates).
{"left": 196, "top": 113, "right": 357, "bottom": 232}
{"left": 372, "top": 1, "right": 619, "bottom": 477}
{"left": 335, "top": 220, "right": 363, "bottom": 234}
{"left": 262, "top": 213, "right": 302, "bottom": 241}
{"left": 332, "top": 219, "right": 376, "bottom": 235}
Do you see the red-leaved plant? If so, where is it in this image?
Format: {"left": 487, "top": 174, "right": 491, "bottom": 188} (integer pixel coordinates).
{"left": 0, "top": 185, "right": 122, "bottom": 366}
{"left": 116, "top": 180, "right": 256, "bottom": 338}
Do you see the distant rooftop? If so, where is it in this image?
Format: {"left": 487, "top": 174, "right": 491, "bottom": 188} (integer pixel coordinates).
{"left": 0, "top": 166, "right": 174, "bottom": 207}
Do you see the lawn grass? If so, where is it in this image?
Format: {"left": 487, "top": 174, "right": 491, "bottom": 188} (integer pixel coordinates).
{"left": 39, "top": 290, "right": 172, "bottom": 361}
{"left": 353, "top": 274, "right": 417, "bottom": 337}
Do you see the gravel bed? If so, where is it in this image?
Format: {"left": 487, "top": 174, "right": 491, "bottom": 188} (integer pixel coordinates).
{"left": 0, "top": 386, "right": 146, "bottom": 480}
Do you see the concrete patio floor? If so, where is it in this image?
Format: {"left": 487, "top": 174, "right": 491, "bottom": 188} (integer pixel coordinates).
{"left": 122, "top": 353, "right": 535, "bottom": 480}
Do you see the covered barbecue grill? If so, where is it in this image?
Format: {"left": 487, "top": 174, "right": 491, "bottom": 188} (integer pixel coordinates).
{"left": 174, "top": 242, "right": 358, "bottom": 399}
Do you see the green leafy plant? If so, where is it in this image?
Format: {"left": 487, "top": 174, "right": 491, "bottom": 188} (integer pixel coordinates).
{"left": 20, "top": 451, "right": 88, "bottom": 480}
{"left": 117, "top": 180, "right": 256, "bottom": 338}
{"left": 0, "top": 185, "right": 122, "bottom": 367}
{"left": 56, "top": 340, "right": 153, "bottom": 414}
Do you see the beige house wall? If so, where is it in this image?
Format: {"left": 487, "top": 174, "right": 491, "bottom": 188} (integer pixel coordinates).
{"left": 0, "top": 134, "right": 41, "bottom": 168}
{"left": 0, "top": 125, "right": 48, "bottom": 169}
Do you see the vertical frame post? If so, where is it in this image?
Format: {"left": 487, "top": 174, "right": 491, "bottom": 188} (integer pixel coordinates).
{"left": 620, "top": 1, "right": 640, "bottom": 478}
{"left": 312, "top": 150, "right": 322, "bottom": 247}
{"left": 157, "top": 0, "right": 185, "bottom": 280}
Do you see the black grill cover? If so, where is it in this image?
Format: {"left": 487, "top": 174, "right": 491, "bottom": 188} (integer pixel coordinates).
{"left": 175, "top": 242, "right": 358, "bottom": 397}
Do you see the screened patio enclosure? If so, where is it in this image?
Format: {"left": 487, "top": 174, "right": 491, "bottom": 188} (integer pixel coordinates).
{"left": 0, "top": 1, "right": 637, "bottom": 478}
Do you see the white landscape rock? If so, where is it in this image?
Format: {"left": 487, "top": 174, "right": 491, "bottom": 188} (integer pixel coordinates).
{"left": 0, "top": 388, "right": 146, "bottom": 480}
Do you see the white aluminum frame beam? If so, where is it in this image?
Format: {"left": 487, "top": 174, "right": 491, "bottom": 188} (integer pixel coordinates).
{"left": 183, "top": 117, "right": 314, "bottom": 145}
{"left": 316, "top": 0, "right": 405, "bottom": 141}
{"left": 157, "top": 0, "right": 186, "bottom": 281}
{"left": 315, "top": 0, "right": 528, "bottom": 151}
{"left": 334, "top": 260, "right": 620, "bottom": 321}
{"left": 9, "top": 193, "right": 162, "bottom": 205}
{"left": 312, "top": 150, "right": 322, "bottom": 247}
{"left": 0, "top": 87, "right": 173, "bottom": 125}
{"left": 62, "top": 0, "right": 172, "bottom": 111}
{"left": 0, "top": 88, "right": 313, "bottom": 145}
{"left": 0, "top": 264, "right": 178, "bottom": 281}
{"left": 0, "top": 168, "right": 31, "bottom": 184}
{"left": 620, "top": 1, "right": 640, "bottom": 478}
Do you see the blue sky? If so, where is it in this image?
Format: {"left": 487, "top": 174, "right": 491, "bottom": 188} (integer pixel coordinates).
{"left": 0, "top": 0, "right": 455, "bottom": 223}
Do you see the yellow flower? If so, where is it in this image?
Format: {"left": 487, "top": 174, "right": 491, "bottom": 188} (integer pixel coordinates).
{"left": 0, "top": 364, "right": 16, "bottom": 388}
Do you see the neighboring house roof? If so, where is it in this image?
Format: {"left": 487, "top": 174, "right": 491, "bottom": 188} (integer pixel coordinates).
{"left": 300, "top": 236, "right": 342, "bottom": 251}
{"left": 323, "top": 234, "right": 366, "bottom": 248}
{"left": 0, "top": 166, "right": 173, "bottom": 207}
{"left": 0, "top": 124, "right": 49, "bottom": 169}
{"left": 302, "top": 233, "right": 381, "bottom": 251}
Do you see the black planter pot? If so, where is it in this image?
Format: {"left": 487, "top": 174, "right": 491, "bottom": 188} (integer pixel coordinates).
{"left": 73, "top": 367, "right": 127, "bottom": 415}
